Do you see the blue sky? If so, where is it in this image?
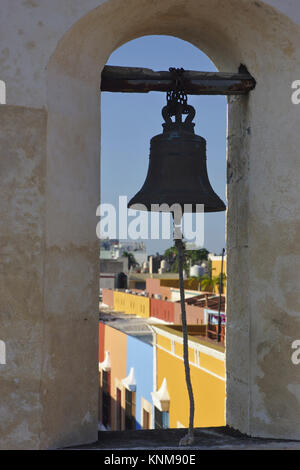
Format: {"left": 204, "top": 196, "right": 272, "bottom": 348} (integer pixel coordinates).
{"left": 101, "top": 35, "right": 227, "bottom": 255}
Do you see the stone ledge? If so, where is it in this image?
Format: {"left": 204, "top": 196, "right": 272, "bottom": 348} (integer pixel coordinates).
{"left": 64, "top": 426, "right": 300, "bottom": 450}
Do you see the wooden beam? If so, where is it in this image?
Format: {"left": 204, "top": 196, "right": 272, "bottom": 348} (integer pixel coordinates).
{"left": 101, "top": 66, "right": 256, "bottom": 95}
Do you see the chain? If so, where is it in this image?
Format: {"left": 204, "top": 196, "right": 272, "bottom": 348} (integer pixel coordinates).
{"left": 167, "top": 67, "right": 189, "bottom": 115}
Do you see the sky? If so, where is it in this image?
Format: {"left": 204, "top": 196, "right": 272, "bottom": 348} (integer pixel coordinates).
{"left": 101, "top": 35, "right": 227, "bottom": 256}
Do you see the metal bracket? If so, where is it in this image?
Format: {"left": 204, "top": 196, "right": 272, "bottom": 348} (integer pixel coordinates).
{"left": 101, "top": 65, "right": 256, "bottom": 96}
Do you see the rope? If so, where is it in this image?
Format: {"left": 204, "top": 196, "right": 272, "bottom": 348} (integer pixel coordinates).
{"left": 168, "top": 75, "right": 195, "bottom": 446}
{"left": 176, "top": 238, "right": 195, "bottom": 446}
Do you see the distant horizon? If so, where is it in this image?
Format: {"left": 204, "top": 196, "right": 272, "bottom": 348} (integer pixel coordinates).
{"left": 100, "top": 237, "right": 224, "bottom": 258}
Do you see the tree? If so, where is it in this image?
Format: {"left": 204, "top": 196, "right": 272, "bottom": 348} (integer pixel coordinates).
{"left": 193, "top": 275, "right": 205, "bottom": 292}
{"left": 163, "top": 246, "right": 178, "bottom": 265}
{"left": 187, "top": 248, "right": 209, "bottom": 265}
{"left": 122, "top": 251, "right": 138, "bottom": 270}
{"left": 215, "top": 273, "right": 227, "bottom": 294}
{"left": 200, "top": 275, "right": 218, "bottom": 293}
{"left": 163, "top": 244, "right": 191, "bottom": 273}
{"left": 163, "top": 245, "right": 209, "bottom": 273}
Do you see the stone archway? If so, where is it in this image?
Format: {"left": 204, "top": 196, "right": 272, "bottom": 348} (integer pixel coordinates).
{"left": 1, "top": 0, "right": 300, "bottom": 450}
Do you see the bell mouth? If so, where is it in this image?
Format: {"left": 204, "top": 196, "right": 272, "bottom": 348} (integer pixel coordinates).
{"left": 128, "top": 96, "right": 227, "bottom": 215}
{"left": 128, "top": 194, "right": 226, "bottom": 213}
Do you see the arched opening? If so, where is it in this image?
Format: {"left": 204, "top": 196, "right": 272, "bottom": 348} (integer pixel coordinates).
{"left": 101, "top": 35, "right": 226, "bottom": 254}
{"left": 42, "top": 0, "right": 300, "bottom": 448}
{"left": 99, "top": 34, "right": 227, "bottom": 433}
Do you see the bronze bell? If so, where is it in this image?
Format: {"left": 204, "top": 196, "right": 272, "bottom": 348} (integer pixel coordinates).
{"left": 128, "top": 97, "right": 226, "bottom": 214}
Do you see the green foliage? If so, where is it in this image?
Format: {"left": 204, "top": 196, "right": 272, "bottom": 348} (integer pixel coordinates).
{"left": 186, "top": 248, "right": 209, "bottom": 265}
{"left": 200, "top": 275, "right": 217, "bottom": 292}
{"left": 122, "top": 251, "right": 138, "bottom": 269}
{"left": 199, "top": 273, "right": 227, "bottom": 293}
{"left": 207, "top": 259, "right": 212, "bottom": 277}
{"left": 163, "top": 245, "right": 209, "bottom": 273}
{"left": 215, "top": 273, "right": 226, "bottom": 293}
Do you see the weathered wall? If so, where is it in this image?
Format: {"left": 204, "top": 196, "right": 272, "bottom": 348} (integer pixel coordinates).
{"left": 1, "top": 0, "right": 300, "bottom": 449}
{"left": 0, "top": 0, "right": 298, "bottom": 108}
{"left": 0, "top": 106, "right": 46, "bottom": 449}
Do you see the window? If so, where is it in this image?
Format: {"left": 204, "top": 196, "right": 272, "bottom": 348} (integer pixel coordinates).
{"left": 125, "top": 389, "right": 136, "bottom": 430}
{"left": 143, "top": 409, "right": 150, "bottom": 430}
{"left": 154, "top": 408, "right": 169, "bottom": 430}
{"left": 116, "top": 387, "right": 122, "bottom": 430}
{"left": 102, "top": 370, "right": 111, "bottom": 429}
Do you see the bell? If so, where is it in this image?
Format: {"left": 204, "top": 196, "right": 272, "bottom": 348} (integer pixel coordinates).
{"left": 128, "top": 99, "right": 226, "bottom": 214}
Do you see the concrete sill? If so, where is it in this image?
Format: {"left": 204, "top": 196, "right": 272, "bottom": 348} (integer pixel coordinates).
{"left": 65, "top": 426, "right": 300, "bottom": 450}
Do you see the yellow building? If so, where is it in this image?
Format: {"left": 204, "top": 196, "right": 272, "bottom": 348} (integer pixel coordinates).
{"left": 113, "top": 291, "right": 150, "bottom": 318}
{"left": 210, "top": 255, "right": 227, "bottom": 295}
{"left": 152, "top": 324, "right": 225, "bottom": 429}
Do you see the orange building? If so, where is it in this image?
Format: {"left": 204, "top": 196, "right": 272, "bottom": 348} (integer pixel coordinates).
{"left": 102, "top": 288, "right": 114, "bottom": 308}
{"left": 99, "top": 325, "right": 127, "bottom": 430}
{"left": 99, "top": 321, "right": 153, "bottom": 431}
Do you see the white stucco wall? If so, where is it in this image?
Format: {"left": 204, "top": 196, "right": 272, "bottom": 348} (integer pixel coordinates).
{"left": 0, "top": 0, "right": 299, "bottom": 108}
